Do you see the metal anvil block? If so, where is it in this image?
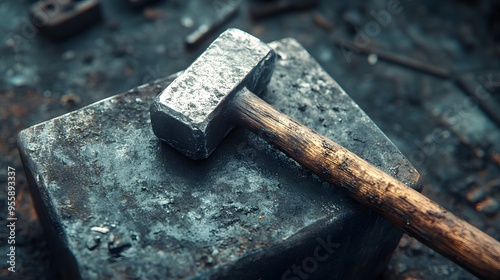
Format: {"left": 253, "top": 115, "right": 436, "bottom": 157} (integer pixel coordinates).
{"left": 18, "top": 38, "right": 421, "bottom": 279}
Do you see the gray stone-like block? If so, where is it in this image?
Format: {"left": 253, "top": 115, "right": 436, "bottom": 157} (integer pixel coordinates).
{"left": 18, "top": 38, "right": 421, "bottom": 280}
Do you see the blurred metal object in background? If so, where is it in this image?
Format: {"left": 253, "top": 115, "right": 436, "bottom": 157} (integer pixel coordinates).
{"left": 185, "top": 1, "right": 240, "bottom": 50}
{"left": 29, "top": 0, "right": 102, "bottom": 41}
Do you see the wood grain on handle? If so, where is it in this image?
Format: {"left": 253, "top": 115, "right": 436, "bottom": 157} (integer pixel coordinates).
{"left": 229, "top": 88, "right": 500, "bottom": 279}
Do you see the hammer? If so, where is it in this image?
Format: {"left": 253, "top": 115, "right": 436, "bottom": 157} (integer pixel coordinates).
{"left": 150, "top": 29, "right": 500, "bottom": 278}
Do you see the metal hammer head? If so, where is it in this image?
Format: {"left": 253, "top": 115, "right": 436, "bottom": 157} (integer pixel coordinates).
{"left": 150, "top": 29, "right": 276, "bottom": 159}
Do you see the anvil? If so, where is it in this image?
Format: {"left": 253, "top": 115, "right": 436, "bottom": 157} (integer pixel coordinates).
{"left": 18, "top": 37, "right": 421, "bottom": 279}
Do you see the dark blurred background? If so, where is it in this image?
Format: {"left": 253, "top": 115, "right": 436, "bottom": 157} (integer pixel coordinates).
{"left": 0, "top": 0, "right": 499, "bottom": 279}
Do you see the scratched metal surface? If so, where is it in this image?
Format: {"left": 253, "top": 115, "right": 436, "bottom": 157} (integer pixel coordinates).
{"left": 151, "top": 28, "right": 276, "bottom": 159}
{"left": 18, "top": 38, "right": 420, "bottom": 279}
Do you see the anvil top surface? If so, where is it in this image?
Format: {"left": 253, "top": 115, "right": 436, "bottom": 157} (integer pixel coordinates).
{"left": 18, "top": 38, "right": 420, "bottom": 279}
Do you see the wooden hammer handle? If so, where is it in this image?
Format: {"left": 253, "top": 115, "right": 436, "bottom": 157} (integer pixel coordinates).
{"left": 230, "top": 88, "right": 500, "bottom": 279}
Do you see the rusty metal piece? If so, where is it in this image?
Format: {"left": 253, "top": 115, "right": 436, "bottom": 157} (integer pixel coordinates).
{"left": 30, "top": 0, "right": 102, "bottom": 41}
{"left": 250, "top": 0, "right": 318, "bottom": 20}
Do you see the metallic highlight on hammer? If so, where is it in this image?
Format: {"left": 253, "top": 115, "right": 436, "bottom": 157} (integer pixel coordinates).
{"left": 151, "top": 28, "right": 276, "bottom": 159}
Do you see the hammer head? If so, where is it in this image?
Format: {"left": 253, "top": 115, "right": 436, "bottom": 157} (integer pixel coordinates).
{"left": 151, "top": 29, "right": 276, "bottom": 159}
